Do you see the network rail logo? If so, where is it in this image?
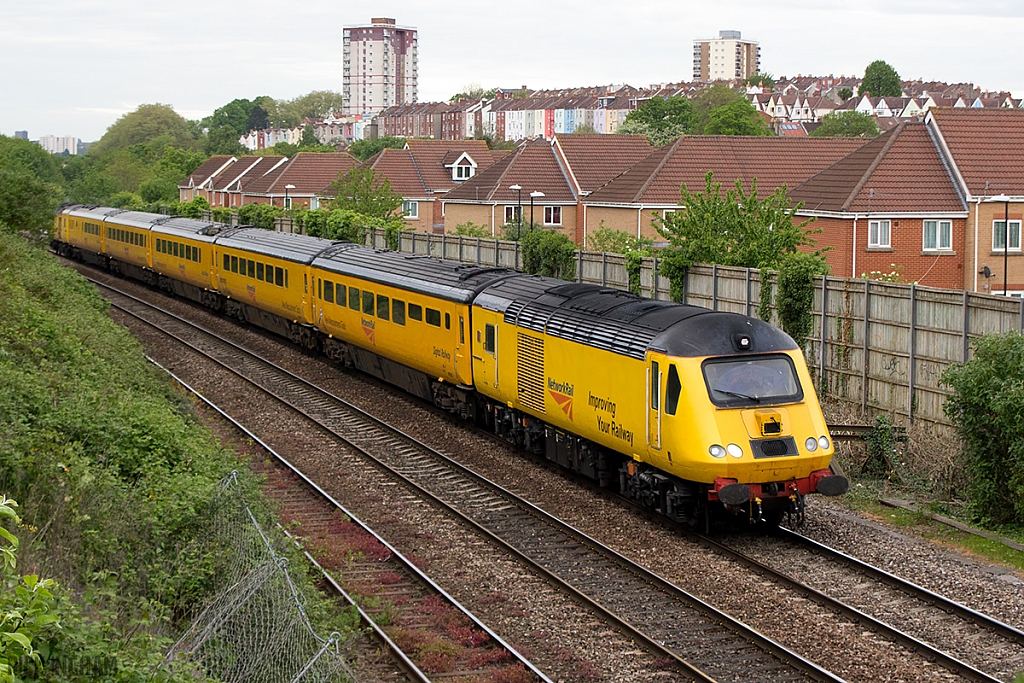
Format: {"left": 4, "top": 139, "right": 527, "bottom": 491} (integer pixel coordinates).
{"left": 547, "top": 377, "right": 574, "bottom": 421}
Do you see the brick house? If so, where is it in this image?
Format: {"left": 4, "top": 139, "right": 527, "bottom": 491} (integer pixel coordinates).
{"left": 789, "top": 122, "right": 968, "bottom": 287}
{"left": 238, "top": 152, "right": 359, "bottom": 209}
{"left": 928, "top": 108, "right": 1024, "bottom": 294}
{"left": 360, "top": 139, "right": 505, "bottom": 232}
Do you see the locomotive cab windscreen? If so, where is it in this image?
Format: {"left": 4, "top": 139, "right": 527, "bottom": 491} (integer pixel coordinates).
{"left": 702, "top": 355, "right": 803, "bottom": 408}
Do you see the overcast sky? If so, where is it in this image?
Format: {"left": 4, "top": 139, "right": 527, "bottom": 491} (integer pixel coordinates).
{"left": 2, "top": 0, "right": 1022, "bottom": 143}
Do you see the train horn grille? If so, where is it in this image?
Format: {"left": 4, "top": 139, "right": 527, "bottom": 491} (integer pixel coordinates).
{"left": 750, "top": 437, "right": 798, "bottom": 459}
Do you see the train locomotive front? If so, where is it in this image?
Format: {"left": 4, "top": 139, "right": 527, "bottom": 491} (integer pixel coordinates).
{"left": 472, "top": 278, "right": 848, "bottom": 526}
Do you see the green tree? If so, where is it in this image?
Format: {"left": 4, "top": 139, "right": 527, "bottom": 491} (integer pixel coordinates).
{"left": 299, "top": 125, "right": 320, "bottom": 148}
{"left": 656, "top": 171, "right": 822, "bottom": 299}
{"left": 89, "top": 104, "right": 198, "bottom": 157}
{"left": 690, "top": 83, "right": 743, "bottom": 133}
{"left": 328, "top": 167, "right": 403, "bottom": 219}
{"left": 745, "top": 72, "right": 776, "bottom": 90}
{"left": 0, "top": 136, "right": 64, "bottom": 186}
{"left": 521, "top": 230, "right": 577, "bottom": 280}
{"left": 809, "top": 111, "right": 880, "bottom": 138}
{"left": 237, "top": 202, "right": 282, "bottom": 229}
{"left": 204, "top": 125, "right": 246, "bottom": 156}
{"left": 942, "top": 333, "right": 1024, "bottom": 525}
{"left": 858, "top": 60, "right": 902, "bottom": 97}
{"left": 572, "top": 123, "right": 598, "bottom": 135}
{"left": 138, "top": 176, "right": 179, "bottom": 203}
{"left": 449, "top": 84, "right": 497, "bottom": 101}
{"left": 0, "top": 168, "right": 59, "bottom": 235}
{"left": 275, "top": 90, "right": 346, "bottom": 126}
{"left": 705, "top": 98, "right": 773, "bottom": 136}
{"left": 837, "top": 87, "right": 854, "bottom": 101}
{"left": 246, "top": 104, "right": 270, "bottom": 131}
{"left": 347, "top": 136, "right": 407, "bottom": 161}
{"left": 618, "top": 95, "right": 694, "bottom": 145}
{"left": 453, "top": 221, "right": 492, "bottom": 237}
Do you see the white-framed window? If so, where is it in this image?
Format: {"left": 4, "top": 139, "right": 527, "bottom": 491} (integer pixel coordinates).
{"left": 453, "top": 164, "right": 473, "bottom": 180}
{"left": 402, "top": 201, "right": 418, "bottom": 219}
{"left": 923, "top": 220, "right": 952, "bottom": 251}
{"left": 663, "top": 209, "right": 676, "bottom": 220}
{"left": 993, "top": 220, "right": 1022, "bottom": 252}
{"left": 310, "top": 197, "right": 319, "bottom": 210}
{"left": 505, "top": 206, "right": 521, "bottom": 224}
{"left": 544, "top": 206, "right": 562, "bottom": 226}
{"left": 868, "top": 220, "right": 891, "bottom": 248}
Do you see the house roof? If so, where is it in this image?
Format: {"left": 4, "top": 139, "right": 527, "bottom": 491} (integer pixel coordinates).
{"left": 552, "top": 134, "right": 653, "bottom": 194}
{"left": 208, "top": 156, "right": 283, "bottom": 192}
{"left": 789, "top": 123, "right": 965, "bottom": 214}
{"left": 444, "top": 141, "right": 577, "bottom": 204}
{"left": 585, "top": 135, "right": 867, "bottom": 206}
{"left": 179, "top": 155, "right": 234, "bottom": 188}
{"left": 929, "top": 108, "right": 1024, "bottom": 196}
{"left": 362, "top": 148, "right": 428, "bottom": 197}
{"left": 404, "top": 139, "right": 502, "bottom": 193}
{"left": 263, "top": 152, "right": 358, "bottom": 196}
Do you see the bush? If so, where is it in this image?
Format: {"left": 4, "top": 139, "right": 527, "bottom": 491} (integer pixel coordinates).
{"left": 776, "top": 252, "right": 826, "bottom": 350}
{"left": 175, "top": 195, "right": 210, "bottom": 219}
{"left": 237, "top": 202, "right": 282, "bottom": 230}
{"left": 942, "top": 333, "right": 1024, "bottom": 525}
{"left": 0, "top": 168, "right": 59, "bottom": 236}
{"left": 521, "top": 230, "right": 577, "bottom": 281}
{"left": 453, "top": 221, "right": 491, "bottom": 238}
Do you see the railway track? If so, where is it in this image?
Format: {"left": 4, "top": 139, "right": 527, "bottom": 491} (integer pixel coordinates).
{"left": 152, "top": 360, "right": 547, "bottom": 683}
{"left": 712, "top": 527, "right": 1024, "bottom": 683}
{"left": 87, "top": 274, "right": 843, "bottom": 683}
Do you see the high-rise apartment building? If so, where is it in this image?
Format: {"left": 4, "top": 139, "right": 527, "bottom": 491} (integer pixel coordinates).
{"left": 692, "top": 30, "right": 760, "bottom": 82}
{"left": 343, "top": 18, "right": 418, "bottom": 118}
{"left": 36, "top": 135, "right": 80, "bottom": 155}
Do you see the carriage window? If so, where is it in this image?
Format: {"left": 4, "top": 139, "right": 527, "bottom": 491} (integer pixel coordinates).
{"left": 231, "top": 256, "right": 238, "bottom": 273}
{"left": 445, "top": 312, "right": 451, "bottom": 330}
{"left": 255, "top": 262, "right": 263, "bottom": 280}
{"left": 265, "top": 263, "right": 274, "bottom": 282}
{"left": 409, "top": 303, "right": 423, "bottom": 321}
{"left": 376, "top": 295, "right": 389, "bottom": 320}
{"left": 323, "top": 279, "right": 334, "bottom": 303}
{"left": 665, "top": 365, "right": 682, "bottom": 416}
{"left": 223, "top": 254, "right": 229, "bottom": 270}
{"left": 185, "top": 244, "right": 192, "bottom": 260}
{"left": 362, "top": 290, "right": 374, "bottom": 315}
{"left": 284, "top": 270, "right": 288, "bottom": 288}
{"left": 247, "top": 259, "right": 255, "bottom": 278}
{"left": 348, "top": 286, "right": 360, "bottom": 309}
{"left": 336, "top": 283, "right": 346, "bottom": 305}
{"left": 425, "top": 308, "right": 441, "bottom": 327}
{"left": 393, "top": 299, "right": 405, "bottom": 325}
{"left": 275, "top": 267, "right": 284, "bottom": 287}
{"left": 173, "top": 242, "right": 180, "bottom": 257}
{"left": 484, "top": 324, "right": 495, "bottom": 354}
{"left": 195, "top": 247, "right": 199, "bottom": 262}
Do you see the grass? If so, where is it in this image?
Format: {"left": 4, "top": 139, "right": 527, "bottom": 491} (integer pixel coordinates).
{"left": 838, "top": 480, "right": 1024, "bottom": 571}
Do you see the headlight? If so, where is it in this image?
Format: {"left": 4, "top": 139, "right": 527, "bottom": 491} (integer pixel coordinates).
{"left": 709, "top": 444, "right": 726, "bottom": 458}
{"left": 727, "top": 443, "right": 743, "bottom": 458}
{"left": 818, "top": 436, "right": 831, "bottom": 450}
{"left": 805, "top": 437, "right": 818, "bottom": 452}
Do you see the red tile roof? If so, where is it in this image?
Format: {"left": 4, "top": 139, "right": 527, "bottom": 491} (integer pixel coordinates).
{"left": 267, "top": 153, "right": 359, "bottom": 195}
{"left": 179, "top": 155, "right": 233, "bottom": 188}
{"left": 445, "top": 141, "right": 576, "bottom": 204}
{"left": 585, "top": 136, "right": 867, "bottom": 206}
{"left": 552, "top": 134, "right": 652, "bottom": 194}
{"left": 404, "top": 139, "right": 503, "bottom": 193}
{"left": 930, "top": 108, "right": 1024, "bottom": 196}
{"left": 790, "top": 123, "right": 965, "bottom": 213}
{"left": 209, "top": 157, "right": 283, "bottom": 192}
{"left": 362, "top": 149, "right": 428, "bottom": 197}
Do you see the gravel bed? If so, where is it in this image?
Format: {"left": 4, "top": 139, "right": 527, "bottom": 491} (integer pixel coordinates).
{"left": 86, "top": 265, "right": 1024, "bottom": 682}
{"left": 100, "top": 291, "right": 678, "bottom": 682}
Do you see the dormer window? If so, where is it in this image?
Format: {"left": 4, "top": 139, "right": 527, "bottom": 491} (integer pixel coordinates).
{"left": 444, "top": 151, "right": 478, "bottom": 182}
{"left": 454, "top": 164, "right": 473, "bottom": 180}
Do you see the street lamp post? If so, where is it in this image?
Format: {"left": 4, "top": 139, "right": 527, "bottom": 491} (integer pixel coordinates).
{"left": 529, "top": 191, "right": 545, "bottom": 234}
{"left": 509, "top": 185, "right": 522, "bottom": 239}
{"left": 990, "top": 194, "right": 1012, "bottom": 296}
{"left": 284, "top": 184, "right": 296, "bottom": 211}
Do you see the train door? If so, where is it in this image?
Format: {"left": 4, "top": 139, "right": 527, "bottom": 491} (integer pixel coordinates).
{"left": 471, "top": 307, "right": 501, "bottom": 397}
{"left": 646, "top": 353, "right": 665, "bottom": 450}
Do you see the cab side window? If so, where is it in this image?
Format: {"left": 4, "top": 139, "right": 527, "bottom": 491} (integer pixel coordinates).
{"left": 323, "top": 279, "right": 334, "bottom": 303}
{"left": 484, "top": 324, "right": 495, "bottom": 353}
{"left": 665, "top": 365, "right": 682, "bottom": 416}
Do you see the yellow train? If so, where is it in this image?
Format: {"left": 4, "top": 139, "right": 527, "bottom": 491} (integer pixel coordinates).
{"left": 54, "top": 205, "right": 847, "bottom": 526}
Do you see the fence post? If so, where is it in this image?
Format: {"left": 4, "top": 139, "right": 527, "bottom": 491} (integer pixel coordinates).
{"left": 862, "top": 282, "right": 870, "bottom": 412}
{"left": 908, "top": 283, "right": 917, "bottom": 424}
{"left": 962, "top": 290, "right": 970, "bottom": 362}
{"left": 515, "top": 242, "right": 520, "bottom": 271}
{"left": 652, "top": 258, "right": 659, "bottom": 300}
{"left": 1019, "top": 296, "right": 1024, "bottom": 331}
{"left": 744, "top": 268, "right": 751, "bottom": 316}
{"left": 682, "top": 267, "right": 688, "bottom": 305}
{"left": 601, "top": 252, "right": 607, "bottom": 286}
{"left": 494, "top": 238, "right": 499, "bottom": 266}
{"left": 476, "top": 237, "right": 481, "bottom": 265}
{"left": 819, "top": 276, "right": 828, "bottom": 390}
{"left": 441, "top": 233, "right": 447, "bottom": 260}
{"left": 577, "top": 251, "right": 583, "bottom": 283}
{"left": 711, "top": 264, "right": 718, "bottom": 310}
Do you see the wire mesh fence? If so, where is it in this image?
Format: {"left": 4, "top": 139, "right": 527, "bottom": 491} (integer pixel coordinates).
{"left": 166, "top": 472, "right": 355, "bottom": 683}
